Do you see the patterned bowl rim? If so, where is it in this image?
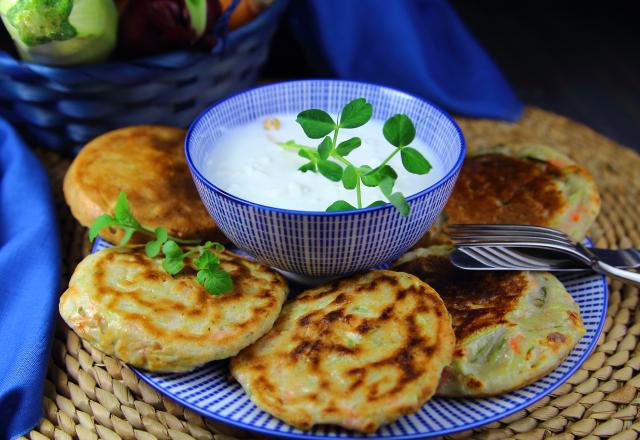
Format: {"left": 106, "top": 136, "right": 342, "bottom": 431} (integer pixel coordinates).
{"left": 184, "top": 79, "right": 467, "bottom": 217}
{"left": 127, "top": 238, "right": 608, "bottom": 439}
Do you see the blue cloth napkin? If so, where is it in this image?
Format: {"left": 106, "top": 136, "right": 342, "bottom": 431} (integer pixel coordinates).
{"left": 288, "top": 0, "right": 522, "bottom": 121}
{"left": 0, "top": 118, "right": 61, "bottom": 439}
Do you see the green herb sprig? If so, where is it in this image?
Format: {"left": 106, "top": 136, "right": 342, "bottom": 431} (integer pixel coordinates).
{"left": 277, "top": 98, "right": 432, "bottom": 216}
{"left": 89, "top": 192, "right": 233, "bottom": 296}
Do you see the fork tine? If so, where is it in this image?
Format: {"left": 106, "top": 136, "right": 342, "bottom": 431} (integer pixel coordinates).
{"left": 445, "top": 223, "right": 593, "bottom": 266}
{"left": 499, "top": 247, "right": 592, "bottom": 271}
{"left": 450, "top": 236, "right": 576, "bottom": 249}
{"left": 454, "top": 240, "right": 593, "bottom": 265}
{"left": 458, "top": 247, "right": 499, "bottom": 267}
{"left": 482, "top": 247, "right": 528, "bottom": 267}
{"left": 484, "top": 247, "right": 551, "bottom": 268}
{"left": 449, "top": 231, "right": 573, "bottom": 246}
{"left": 459, "top": 248, "right": 525, "bottom": 270}
{"left": 486, "top": 246, "right": 586, "bottom": 270}
{"left": 447, "top": 223, "right": 569, "bottom": 235}
{"left": 447, "top": 224, "right": 571, "bottom": 241}
{"left": 448, "top": 229, "right": 572, "bottom": 243}
{"left": 463, "top": 246, "right": 591, "bottom": 272}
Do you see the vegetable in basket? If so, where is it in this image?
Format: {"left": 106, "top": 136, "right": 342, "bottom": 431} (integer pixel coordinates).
{"left": 118, "top": 0, "right": 222, "bottom": 57}
{"left": 0, "top": 0, "right": 118, "bottom": 65}
{"left": 220, "top": 0, "right": 273, "bottom": 29}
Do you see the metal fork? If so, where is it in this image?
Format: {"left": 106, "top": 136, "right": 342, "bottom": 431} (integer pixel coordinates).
{"left": 453, "top": 246, "right": 589, "bottom": 272}
{"left": 447, "top": 224, "right": 640, "bottom": 286}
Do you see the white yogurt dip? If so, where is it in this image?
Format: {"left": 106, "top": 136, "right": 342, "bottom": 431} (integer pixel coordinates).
{"left": 203, "top": 114, "right": 444, "bottom": 211}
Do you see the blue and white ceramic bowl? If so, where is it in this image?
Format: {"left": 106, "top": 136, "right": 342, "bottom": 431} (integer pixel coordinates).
{"left": 186, "top": 80, "right": 465, "bottom": 277}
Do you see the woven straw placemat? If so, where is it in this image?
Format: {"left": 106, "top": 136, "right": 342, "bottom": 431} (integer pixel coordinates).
{"left": 20, "top": 107, "right": 640, "bottom": 440}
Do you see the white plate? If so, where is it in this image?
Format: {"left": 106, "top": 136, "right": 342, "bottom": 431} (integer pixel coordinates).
{"left": 92, "top": 237, "right": 607, "bottom": 439}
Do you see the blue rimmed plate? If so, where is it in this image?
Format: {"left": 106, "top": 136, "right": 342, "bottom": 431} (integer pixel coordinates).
{"left": 92, "top": 237, "right": 607, "bottom": 439}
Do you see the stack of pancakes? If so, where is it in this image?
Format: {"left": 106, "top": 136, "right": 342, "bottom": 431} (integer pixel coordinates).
{"left": 59, "top": 127, "right": 599, "bottom": 433}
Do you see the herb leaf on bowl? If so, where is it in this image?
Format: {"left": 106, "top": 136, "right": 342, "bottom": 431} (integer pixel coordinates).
{"left": 383, "top": 114, "right": 416, "bottom": 147}
{"left": 89, "top": 192, "right": 232, "bottom": 295}
{"left": 338, "top": 98, "right": 373, "bottom": 128}
{"left": 336, "top": 137, "right": 361, "bottom": 156}
{"left": 278, "top": 98, "right": 433, "bottom": 216}
{"left": 401, "top": 147, "right": 432, "bottom": 175}
{"left": 317, "top": 160, "right": 343, "bottom": 182}
{"left": 296, "top": 110, "right": 336, "bottom": 138}
{"left": 326, "top": 200, "right": 357, "bottom": 212}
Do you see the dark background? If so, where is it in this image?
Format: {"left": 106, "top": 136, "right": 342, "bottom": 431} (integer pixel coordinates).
{"left": 263, "top": 1, "right": 640, "bottom": 151}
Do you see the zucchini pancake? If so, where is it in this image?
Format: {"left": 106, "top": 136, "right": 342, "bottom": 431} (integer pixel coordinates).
{"left": 393, "top": 245, "right": 585, "bottom": 397}
{"left": 63, "top": 125, "right": 225, "bottom": 244}
{"left": 424, "top": 144, "right": 600, "bottom": 245}
{"left": 230, "top": 270, "right": 455, "bottom": 433}
{"left": 60, "top": 248, "right": 288, "bottom": 372}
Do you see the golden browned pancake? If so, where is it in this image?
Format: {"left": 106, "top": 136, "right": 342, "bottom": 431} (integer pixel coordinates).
{"left": 418, "top": 144, "right": 600, "bottom": 246}
{"left": 63, "top": 125, "right": 224, "bottom": 243}
{"left": 230, "top": 270, "right": 455, "bottom": 433}
{"left": 59, "top": 248, "right": 288, "bottom": 372}
{"left": 393, "top": 246, "right": 585, "bottom": 396}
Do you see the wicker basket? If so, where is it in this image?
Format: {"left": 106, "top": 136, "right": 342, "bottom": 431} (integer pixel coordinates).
{"left": 0, "top": 0, "right": 288, "bottom": 155}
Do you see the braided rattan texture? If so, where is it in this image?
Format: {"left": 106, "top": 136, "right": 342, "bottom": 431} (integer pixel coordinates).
{"left": 22, "top": 107, "right": 640, "bottom": 440}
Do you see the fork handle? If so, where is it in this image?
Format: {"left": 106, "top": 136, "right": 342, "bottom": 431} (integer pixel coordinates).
{"left": 593, "top": 260, "right": 640, "bottom": 287}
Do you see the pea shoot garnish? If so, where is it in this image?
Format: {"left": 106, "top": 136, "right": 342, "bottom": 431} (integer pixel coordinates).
{"left": 89, "top": 192, "right": 232, "bottom": 296}
{"left": 277, "top": 98, "right": 432, "bottom": 216}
